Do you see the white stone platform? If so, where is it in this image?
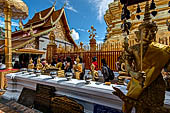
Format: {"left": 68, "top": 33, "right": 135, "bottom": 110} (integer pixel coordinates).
{"left": 2, "top": 72, "right": 170, "bottom": 113}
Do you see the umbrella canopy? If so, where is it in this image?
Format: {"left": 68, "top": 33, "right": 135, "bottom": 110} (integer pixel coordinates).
{"left": 0, "top": 0, "right": 28, "bottom": 19}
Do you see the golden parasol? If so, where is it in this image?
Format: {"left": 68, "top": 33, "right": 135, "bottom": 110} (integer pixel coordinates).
{"left": 0, "top": 0, "right": 28, "bottom": 69}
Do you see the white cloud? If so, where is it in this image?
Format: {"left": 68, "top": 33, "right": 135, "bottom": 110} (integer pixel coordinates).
{"left": 0, "top": 19, "right": 19, "bottom": 27}
{"left": 96, "top": 40, "right": 103, "bottom": 44}
{"left": 65, "top": 0, "right": 78, "bottom": 13}
{"left": 11, "top": 21, "right": 19, "bottom": 27}
{"left": 95, "top": 35, "right": 99, "bottom": 38}
{"left": 89, "top": 0, "right": 113, "bottom": 22}
{"left": 0, "top": 20, "right": 5, "bottom": 27}
{"left": 70, "top": 29, "right": 79, "bottom": 40}
{"left": 77, "top": 28, "right": 87, "bottom": 32}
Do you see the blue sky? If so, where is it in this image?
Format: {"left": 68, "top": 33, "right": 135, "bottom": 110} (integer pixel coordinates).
{"left": 0, "top": 0, "right": 114, "bottom": 44}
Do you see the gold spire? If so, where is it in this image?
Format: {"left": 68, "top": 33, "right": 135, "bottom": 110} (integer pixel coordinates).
{"left": 143, "top": 1, "right": 151, "bottom": 23}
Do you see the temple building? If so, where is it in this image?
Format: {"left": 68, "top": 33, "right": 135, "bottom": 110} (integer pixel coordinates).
{"left": 0, "top": 4, "right": 77, "bottom": 66}
{"left": 104, "top": 0, "right": 170, "bottom": 47}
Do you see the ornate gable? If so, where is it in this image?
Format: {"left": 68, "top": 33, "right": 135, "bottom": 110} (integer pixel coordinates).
{"left": 54, "top": 19, "right": 69, "bottom": 42}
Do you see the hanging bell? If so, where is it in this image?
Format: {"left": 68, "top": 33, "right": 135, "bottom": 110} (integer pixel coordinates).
{"left": 150, "top": 0, "right": 156, "bottom": 10}
{"left": 151, "top": 11, "right": 157, "bottom": 17}
{"left": 168, "top": 1, "right": 170, "bottom": 13}
{"left": 136, "top": 4, "right": 141, "bottom": 13}
{"left": 126, "top": 9, "right": 131, "bottom": 20}
{"left": 136, "top": 15, "right": 140, "bottom": 20}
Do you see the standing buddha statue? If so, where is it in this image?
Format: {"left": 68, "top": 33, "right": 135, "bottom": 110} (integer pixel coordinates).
{"left": 74, "top": 56, "right": 82, "bottom": 80}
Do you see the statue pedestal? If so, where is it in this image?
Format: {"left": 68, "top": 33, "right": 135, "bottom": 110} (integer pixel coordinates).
{"left": 90, "top": 38, "right": 96, "bottom": 51}
{"left": 46, "top": 43, "right": 57, "bottom": 64}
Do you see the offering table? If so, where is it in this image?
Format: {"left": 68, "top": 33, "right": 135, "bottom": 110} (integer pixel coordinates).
{"left": 2, "top": 72, "right": 170, "bottom": 113}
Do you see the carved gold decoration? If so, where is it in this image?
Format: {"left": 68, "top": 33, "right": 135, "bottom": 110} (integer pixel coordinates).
{"left": 104, "top": 0, "right": 170, "bottom": 45}
{"left": 113, "top": 2, "right": 170, "bottom": 113}
{"left": 28, "top": 58, "right": 34, "bottom": 69}
{"left": 0, "top": 0, "right": 28, "bottom": 69}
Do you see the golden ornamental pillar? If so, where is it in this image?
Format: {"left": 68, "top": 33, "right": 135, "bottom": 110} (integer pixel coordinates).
{"left": 4, "top": 4, "right": 12, "bottom": 69}
{"left": 88, "top": 25, "right": 97, "bottom": 51}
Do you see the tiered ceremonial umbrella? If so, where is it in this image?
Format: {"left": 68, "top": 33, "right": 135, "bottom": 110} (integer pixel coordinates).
{"left": 0, "top": 0, "right": 28, "bottom": 69}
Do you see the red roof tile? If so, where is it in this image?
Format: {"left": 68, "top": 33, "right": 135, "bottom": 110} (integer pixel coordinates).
{"left": 24, "top": 7, "right": 54, "bottom": 26}
{"left": 43, "top": 9, "right": 62, "bottom": 28}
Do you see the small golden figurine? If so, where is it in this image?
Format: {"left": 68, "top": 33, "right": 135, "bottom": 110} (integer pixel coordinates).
{"left": 73, "top": 56, "right": 82, "bottom": 80}
{"left": 91, "top": 63, "right": 98, "bottom": 81}
{"left": 36, "top": 57, "right": 43, "bottom": 70}
{"left": 56, "top": 59, "right": 63, "bottom": 71}
{"left": 42, "top": 60, "right": 50, "bottom": 71}
{"left": 28, "top": 58, "right": 34, "bottom": 69}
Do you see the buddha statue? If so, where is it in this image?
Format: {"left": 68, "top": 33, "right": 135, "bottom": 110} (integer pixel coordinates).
{"left": 36, "top": 57, "right": 43, "bottom": 70}
{"left": 57, "top": 44, "right": 64, "bottom": 53}
{"left": 42, "top": 60, "right": 50, "bottom": 71}
{"left": 91, "top": 63, "right": 99, "bottom": 81}
{"left": 49, "top": 30, "right": 55, "bottom": 44}
{"left": 73, "top": 56, "right": 82, "bottom": 80}
{"left": 113, "top": 2, "right": 170, "bottom": 113}
{"left": 28, "top": 58, "right": 34, "bottom": 69}
{"left": 56, "top": 59, "right": 63, "bottom": 71}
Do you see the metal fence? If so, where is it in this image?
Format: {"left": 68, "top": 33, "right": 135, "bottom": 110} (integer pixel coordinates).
{"left": 54, "top": 50, "right": 122, "bottom": 71}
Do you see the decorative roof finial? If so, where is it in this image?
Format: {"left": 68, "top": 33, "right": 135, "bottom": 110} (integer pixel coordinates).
{"left": 52, "top": 0, "right": 57, "bottom": 7}
{"left": 143, "top": 1, "right": 151, "bottom": 22}
{"left": 63, "top": 2, "right": 67, "bottom": 8}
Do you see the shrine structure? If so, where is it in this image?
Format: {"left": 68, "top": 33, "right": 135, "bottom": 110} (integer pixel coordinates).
{"left": 104, "top": 0, "right": 170, "bottom": 47}
{"left": 0, "top": 3, "right": 77, "bottom": 64}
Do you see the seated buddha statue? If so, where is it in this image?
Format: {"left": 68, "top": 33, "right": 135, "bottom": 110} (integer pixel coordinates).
{"left": 73, "top": 56, "right": 83, "bottom": 80}
{"left": 42, "top": 60, "right": 50, "bottom": 71}
{"left": 28, "top": 58, "right": 34, "bottom": 69}
{"left": 36, "top": 57, "right": 43, "bottom": 70}
{"left": 90, "top": 57, "right": 99, "bottom": 81}
{"left": 56, "top": 58, "right": 63, "bottom": 71}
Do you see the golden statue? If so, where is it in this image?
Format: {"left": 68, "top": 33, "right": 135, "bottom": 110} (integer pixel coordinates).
{"left": 42, "top": 60, "right": 50, "bottom": 71}
{"left": 36, "top": 57, "right": 43, "bottom": 70}
{"left": 57, "top": 44, "right": 64, "bottom": 53}
{"left": 28, "top": 58, "right": 34, "bottom": 69}
{"left": 49, "top": 30, "right": 55, "bottom": 44}
{"left": 56, "top": 61, "right": 62, "bottom": 71}
{"left": 73, "top": 56, "right": 82, "bottom": 80}
{"left": 91, "top": 63, "right": 99, "bottom": 81}
{"left": 113, "top": 2, "right": 170, "bottom": 113}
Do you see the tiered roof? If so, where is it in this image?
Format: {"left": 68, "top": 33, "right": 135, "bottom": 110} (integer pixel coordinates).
{"left": 0, "top": 5, "right": 77, "bottom": 54}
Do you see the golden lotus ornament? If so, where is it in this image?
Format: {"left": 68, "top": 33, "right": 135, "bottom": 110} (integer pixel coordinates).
{"left": 0, "top": 0, "right": 28, "bottom": 69}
